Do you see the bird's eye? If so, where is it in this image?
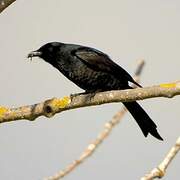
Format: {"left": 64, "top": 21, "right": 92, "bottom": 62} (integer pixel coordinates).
{"left": 49, "top": 47, "right": 53, "bottom": 52}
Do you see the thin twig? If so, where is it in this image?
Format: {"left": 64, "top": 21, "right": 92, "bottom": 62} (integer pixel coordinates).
{"left": 141, "top": 136, "right": 180, "bottom": 180}
{"left": 44, "top": 60, "right": 144, "bottom": 180}
{"left": 45, "top": 107, "right": 128, "bottom": 180}
{"left": 0, "top": 0, "right": 16, "bottom": 13}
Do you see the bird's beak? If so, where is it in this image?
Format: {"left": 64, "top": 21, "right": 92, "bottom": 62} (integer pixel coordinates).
{"left": 27, "top": 50, "right": 42, "bottom": 60}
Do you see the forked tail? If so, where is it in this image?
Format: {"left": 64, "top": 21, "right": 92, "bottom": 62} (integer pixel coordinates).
{"left": 123, "top": 101, "right": 163, "bottom": 140}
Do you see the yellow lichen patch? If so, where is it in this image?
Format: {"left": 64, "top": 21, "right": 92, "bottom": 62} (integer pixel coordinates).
{"left": 160, "top": 83, "right": 177, "bottom": 88}
{"left": 51, "top": 96, "right": 71, "bottom": 108}
{"left": 0, "top": 106, "right": 9, "bottom": 117}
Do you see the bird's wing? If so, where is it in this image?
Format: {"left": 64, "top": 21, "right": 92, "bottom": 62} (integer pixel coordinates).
{"left": 73, "top": 47, "right": 141, "bottom": 87}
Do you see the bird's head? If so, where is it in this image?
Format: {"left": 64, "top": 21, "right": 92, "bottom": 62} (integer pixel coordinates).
{"left": 27, "top": 42, "right": 64, "bottom": 63}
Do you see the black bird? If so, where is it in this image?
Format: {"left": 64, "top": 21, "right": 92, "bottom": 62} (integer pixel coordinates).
{"left": 28, "top": 42, "right": 163, "bottom": 140}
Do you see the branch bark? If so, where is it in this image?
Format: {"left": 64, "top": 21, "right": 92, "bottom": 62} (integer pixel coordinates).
{"left": 141, "top": 136, "right": 180, "bottom": 180}
{"left": 0, "top": 0, "right": 16, "bottom": 13}
{"left": 0, "top": 81, "right": 180, "bottom": 124}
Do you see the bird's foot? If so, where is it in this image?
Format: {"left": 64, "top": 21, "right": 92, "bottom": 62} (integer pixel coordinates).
{"left": 70, "top": 91, "right": 99, "bottom": 102}
{"left": 70, "top": 92, "right": 87, "bottom": 101}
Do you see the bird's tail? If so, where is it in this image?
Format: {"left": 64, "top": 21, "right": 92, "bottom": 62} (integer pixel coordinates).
{"left": 123, "top": 101, "right": 163, "bottom": 140}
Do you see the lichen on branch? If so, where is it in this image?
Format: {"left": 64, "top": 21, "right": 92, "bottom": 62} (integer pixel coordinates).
{"left": 0, "top": 81, "right": 179, "bottom": 124}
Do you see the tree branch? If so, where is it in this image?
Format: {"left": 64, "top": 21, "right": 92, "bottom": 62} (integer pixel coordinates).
{"left": 0, "top": 81, "right": 179, "bottom": 124}
{"left": 0, "top": 81, "right": 180, "bottom": 123}
{"left": 0, "top": 0, "right": 16, "bottom": 13}
{"left": 141, "top": 136, "right": 180, "bottom": 180}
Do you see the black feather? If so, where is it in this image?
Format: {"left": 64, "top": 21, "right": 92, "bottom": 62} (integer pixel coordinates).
{"left": 28, "top": 42, "right": 163, "bottom": 140}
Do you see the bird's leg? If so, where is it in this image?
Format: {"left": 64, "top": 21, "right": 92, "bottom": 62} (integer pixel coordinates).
{"left": 70, "top": 92, "right": 87, "bottom": 100}
{"left": 70, "top": 90, "right": 102, "bottom": 101}
{"left": 83, "top": 89, "right": 104, "bottom": 101}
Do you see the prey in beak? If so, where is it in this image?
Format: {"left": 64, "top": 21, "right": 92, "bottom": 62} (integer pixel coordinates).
{"left": 27, "top": 51, "right": 42, "bottom": 61}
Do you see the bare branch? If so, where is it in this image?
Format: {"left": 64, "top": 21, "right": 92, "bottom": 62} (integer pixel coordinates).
{"left": 141, "top": 136, "right": 180, "bottom": 180}
{"left": 45, "top": 107, "right": 128, "bottom": 180}
{"left": 0, "top": 0, "right": 16, "bottom": 13}
{"left": 0, "top": 80, "right": 179, "bottom": 124}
